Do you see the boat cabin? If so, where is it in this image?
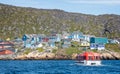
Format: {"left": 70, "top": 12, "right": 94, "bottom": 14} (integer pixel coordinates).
{"left": 76, "top": 52, "right": 101, "bottom": 65}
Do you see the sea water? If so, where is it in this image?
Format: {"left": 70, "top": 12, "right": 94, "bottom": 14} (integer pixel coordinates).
{"left": 0, "top": 60, "right": 120, "bottom": 74}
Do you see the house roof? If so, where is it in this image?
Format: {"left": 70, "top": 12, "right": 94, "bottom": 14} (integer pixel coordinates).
{"left": 90, "top": 37, "right": 108, "bottom": 44}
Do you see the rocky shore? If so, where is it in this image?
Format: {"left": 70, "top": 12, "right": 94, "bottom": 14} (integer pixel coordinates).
{"left": 0, "top": 50, "right": 120, "bottom": 60}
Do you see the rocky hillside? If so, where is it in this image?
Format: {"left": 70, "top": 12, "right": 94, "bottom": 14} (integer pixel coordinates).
{"left": 0, "top": 3, "right": 120, "bottom": 39}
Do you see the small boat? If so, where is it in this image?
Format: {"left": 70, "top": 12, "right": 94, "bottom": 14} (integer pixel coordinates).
{"left": 76, "top": 52, "right": 101, "bottom": 66}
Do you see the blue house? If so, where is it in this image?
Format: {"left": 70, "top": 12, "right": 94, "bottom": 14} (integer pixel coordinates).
{"left": 90, "top": 37, "right": 108, "bottom": 44}
{"left": 37, "top": 34, "right": 46, "bottom": 42}
{"left": 90, "top": 37, "right": 108, "bottom": 50}
{"left": 56, "top": 34, "right": 62, "bottom": 42}
{"left": 62, "top": 31, "right": 70, "bottom": 39}
{"left": 48, "top": 34, "right": 61, "bottom": 42}
{"left": 0, "top": 39, "right": 3, "bottom": 42}
{"left": 90, "top": 43, "right": 105, "bottom": 50}
{"left": 108, "top": 39, "right": 120, "bottom": 44}
{"left": 83, "top": 35, "right": 95, "bottom": 42}
{"left": 48, "top": 41, "right": 55, "bottom": 47}
{"left": 69, "top": 31, "right": 84, "bottom": 42}
{"left": 14, "top": 38, "right": 23, "bottom": 42}
{"left": 49, "top": 36, "right": 57, "bottom": 42}
{"left": 22, "top": 34, "right": 43, "bottom": 48}
{"left": 62, "top": 39, "right": 71, "bottom": 48}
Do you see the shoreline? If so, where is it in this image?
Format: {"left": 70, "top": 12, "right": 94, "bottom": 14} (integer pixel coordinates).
{"left": 0, "top": 50, "right": 120, "bottom": 60}
{"left": 0, "top": 55, "right": 120, "bottom": 60}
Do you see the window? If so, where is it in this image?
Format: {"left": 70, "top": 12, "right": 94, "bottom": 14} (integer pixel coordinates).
{"left": 89, "top": 56, "right": 93, "bottom": 60}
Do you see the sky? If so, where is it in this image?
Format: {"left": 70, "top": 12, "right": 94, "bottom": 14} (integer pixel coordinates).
{"left": 0, "top": 0, "right": 120, "bottom": 15}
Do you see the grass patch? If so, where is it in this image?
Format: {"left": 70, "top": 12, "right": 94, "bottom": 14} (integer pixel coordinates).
{"left": 65, "top": 47, "right": 82, "bottom": 56}
{"left": 36, "top": 48, "right": 44, "bottom": 52}
{"left": 71, "top": 41, "right": 80, "bottom": 47}
{"left": 24, "top": 48, "right": 32, "bottom": 54}
{"left": 52, "top": 49, "right": 58, "bottom": 53}
{"left": 91, "top": 49, "right": 98, "bottom": 52}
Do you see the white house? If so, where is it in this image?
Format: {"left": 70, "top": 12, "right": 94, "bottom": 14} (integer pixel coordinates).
{"left": 83, "top": 35, "right": 95, "bottom": 42}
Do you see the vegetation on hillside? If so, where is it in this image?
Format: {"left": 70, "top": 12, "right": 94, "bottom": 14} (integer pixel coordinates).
{"left": 0, "top": 3, "right": 120, "bottom": 39}
{"left": 105, "top": 44, "right": 120, "bottom": 52}
{"left": 23, "top": 48, "right": 32, "bottom": 54}
{"left": 36, "top": 48, "right": 44, "bottom": 52}
{"left": 65, "top": 47, "right": 82, "bottom": 56}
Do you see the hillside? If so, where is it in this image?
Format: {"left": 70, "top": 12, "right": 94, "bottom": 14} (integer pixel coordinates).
{"left": 0, "top": 3, "right": 120, "bottom": 39}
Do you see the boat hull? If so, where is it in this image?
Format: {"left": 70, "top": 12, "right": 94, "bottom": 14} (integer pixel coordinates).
{"left": 77, "top": 60, "right": 101, "bottom": 66}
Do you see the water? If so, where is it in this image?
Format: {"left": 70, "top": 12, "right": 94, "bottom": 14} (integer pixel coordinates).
{"left": 0, "top": 60, "right": 120, "bottom": 74}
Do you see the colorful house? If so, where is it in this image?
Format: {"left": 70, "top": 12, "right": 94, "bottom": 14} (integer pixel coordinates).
{"left": 0, "top": 41, "right": 14, "bottom": 49}
{"left": 108, "top": 39, "right": 120, "bottom": 44}
{"left": 62, "top": 39, "right": 71, "bottom": 48}
{"left": 48, "top": 35, "right": 57, "bottom": 42}
{"left": 48, "top": 41, "right": 55, "bottom": 47}
{"left": 90, "top": 37, "right": 108, "bottom": 50}
{"left": 83, "top": 35, "right": 95, "bottom": 42}
{"left": 90, "top": 37, "right": 108, "bottom": 44}
{"left": 0, "top": 39, "right": 2, "bottom": 42}
{"left": 90, "top": 43, "right": 105, "bottom": 50}
{"left": 38, "top": 34, "right": 46, "bottom": 42}
{"left": 79, "top": 35, "right": 95, "bottom": 47}
{"left": 13, "top": 38, "right": 23, "bottom": 42}
{"left": 62, "top": 31, "right": 70, "bottom": 39}
{"left": 22, "top": 34, "right": 42, "bottom": 48}
{"left": 80, "top": 40, "right": 90, "bottom": 47}
{"left": 69, "top": 31, "right": 84, "bottom": 42}
{"left": 0, "top": 41, "right": 15, "bottom": 55}
{"left": 48, "top": 34, "right": 62, "bottom": 42}
{"left": 56, "top": 34, "right": 62, "bottom": 42}
{"left": 0, "top": 49, "right": 14, "bottom": 55}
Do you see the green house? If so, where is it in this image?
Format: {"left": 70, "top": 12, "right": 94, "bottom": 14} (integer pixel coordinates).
{"left": 90, "top": 37, "right": 108, "bottom": 44}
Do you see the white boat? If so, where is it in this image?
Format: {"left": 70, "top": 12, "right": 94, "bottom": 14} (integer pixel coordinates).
{"left": 76, "top": 52, "right": 101, "bottom": 66}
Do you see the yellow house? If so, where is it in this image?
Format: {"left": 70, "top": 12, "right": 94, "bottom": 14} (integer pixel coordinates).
{"left": 80, "top": 41, "right": 90, "bottom": 47}
{"left": 6, "top": 38, "right": 10, "bottom": 41}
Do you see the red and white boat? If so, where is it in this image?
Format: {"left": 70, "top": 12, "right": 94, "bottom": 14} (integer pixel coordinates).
{"left": 76, "top": 52, "right": 101, "bottom": 66}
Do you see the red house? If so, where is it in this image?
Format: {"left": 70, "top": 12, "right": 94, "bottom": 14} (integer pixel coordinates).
{"left": 0, "top": 49, "right": 14, "bottom": 55}
{"left": 0, "top": 41, "right": 14, "bottom": 49}
{"left": 0, "top": 41, "right": 14, "bottom": 55}
{"left": 42, "top": 38, "right": 49, "bottom": 42}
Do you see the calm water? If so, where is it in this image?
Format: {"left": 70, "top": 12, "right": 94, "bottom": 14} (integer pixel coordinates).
{"left": 0, "top": 60, "right": 120, "bottom": 74}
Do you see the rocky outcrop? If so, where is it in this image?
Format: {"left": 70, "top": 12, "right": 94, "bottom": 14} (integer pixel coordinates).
{"left": 101, "top": 52, "right": 114, "bottom": 60}
{"left": 101, "top": 52, "right": 120, "bottom": 60}
{"left": 0, "top": 50, "right": 120, "bottom": 60}
{"left": 15, "top": 54, "right": 27, "bottom": 60}
{"left": 14, "top": 51, "right": 56, "bottom": 60}
{"left": 71, "top": 53, "right": 78, "bottom": 60}
{"left": 70, "top": 51, "right": 120, "bottom": 60}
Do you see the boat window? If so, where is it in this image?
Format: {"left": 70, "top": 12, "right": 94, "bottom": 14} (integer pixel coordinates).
{"left": 81, "top": 56, "right": 86, "bottom": 60}
{"left": 83, "top": 56, "right": 86, "bottom": 60}
{"left": 78, "top": 56, "right": 86, "bottom": 60}
{"left": 95, "top": 56, "right": 100, "bottom": 60}
{"left": 89, "top": 56, "right": 93, "bottom": 60}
